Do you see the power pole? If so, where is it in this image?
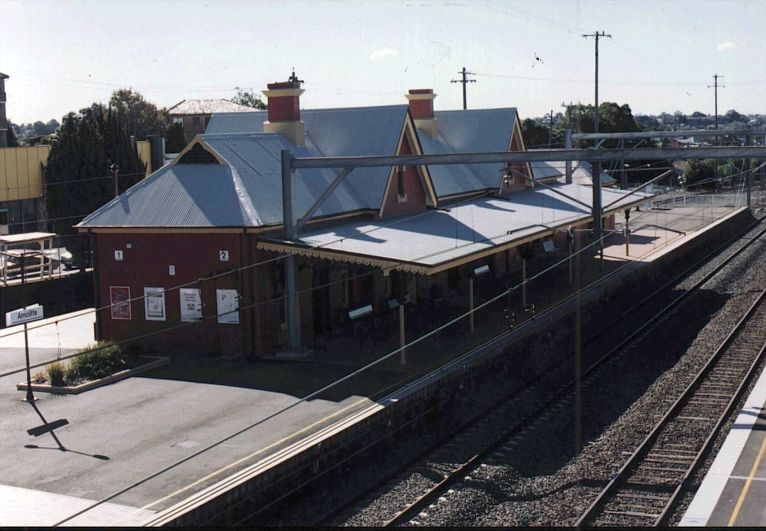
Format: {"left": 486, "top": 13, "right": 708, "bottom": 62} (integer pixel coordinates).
{"left": 582, "top": 30, "right": 611, "bottom": 243}
{"left": 110, "top": 162, "right": 120, "bottom": 199}
{"left": 548, "top": 109, "right": 554, "bottom": 146}
{"left": 451, "top": 66, "right": 476, "bottom": 110}
{"left": 582, "top": 31, "right": 611, "bottom": 134}
{"left": 708, "top": 74, "right": 725, "bottom": 131}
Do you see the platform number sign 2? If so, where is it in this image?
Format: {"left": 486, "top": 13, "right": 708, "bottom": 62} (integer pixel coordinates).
{"left": 219, "top": 250, "right": 229, "bottom": 262}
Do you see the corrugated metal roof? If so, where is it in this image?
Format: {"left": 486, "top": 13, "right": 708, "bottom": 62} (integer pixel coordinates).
{"left": 203, "top": 133, "right": 368, "bottom": 225}
{"left": 417, "top": 108, "right": 518, "bottom": 197}
{"left": 261, "top": 183, "right": 652, "bottom": 271}
{"left": 168, "top": 99, "right": 258, "bottom": 116}
{"left": 532, "top": 159, "right": 617, "bottom": 186}
{"left": 206, "top": 105, "right": 409, "bottom": 209}
{"left": 78, "top": 164, "right": 260, "bottom": 227}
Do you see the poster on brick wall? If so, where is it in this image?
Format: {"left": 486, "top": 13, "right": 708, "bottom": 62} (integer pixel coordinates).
{"left": 144, "top": 287, "right": 166, "bottom": 321}
{"left": 180, "top": 288, "right": 203, "bottom": 322}
{"left": 110, "top": 286, "right": 131, "bottom": 320}
{"left": 216, "top": 289, "right": 239, "bottom": 324}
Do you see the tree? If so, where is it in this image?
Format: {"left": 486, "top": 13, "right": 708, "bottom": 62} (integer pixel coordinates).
{"left": 724, "top": 109, "right": 746, "bottom": 124}
{"left": 231, "top": 87, "right": 266, "bottom": 110}
{"left": 520, "top": 118, "right": 550, "bottom": 148}
{"left": 6, "top": 120, "right": 19, "bottom": 147}
{"left": 109, "top": 88, "right": 169, "bottom": 140}
{"left": 46, "top": 119, "right": 60, "bottom": 133}
{"left": 45, "top": 104, "right": 145, "bottom": 265}
{"left": 164, "top": 121, "right": 186, "bottom": 153}
{"left": 684, "top": 159, "right": 717, "bottom": 187}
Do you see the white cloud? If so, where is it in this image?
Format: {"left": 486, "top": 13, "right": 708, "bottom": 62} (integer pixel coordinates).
{"left": 370, "top": 48, "right": 398, "bottom": 61}
{"left": 717, "top": 41, "right": 736, "bottom": 51}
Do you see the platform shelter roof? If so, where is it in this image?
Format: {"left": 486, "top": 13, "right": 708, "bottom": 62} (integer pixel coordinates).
{"left": 258, "top": 183, "right": 653, "bottom": 275}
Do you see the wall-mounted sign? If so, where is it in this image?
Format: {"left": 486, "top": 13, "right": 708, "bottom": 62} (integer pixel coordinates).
{"left": 114, "top": 250, "right": 124, "bottom": 261}
{"left": 180, "top": 288, "right": 203, "bottom": 322}
{"left": 216, "top": 289, "right": 239, "bottom": 324}
{"left": 168, "top": 265, "right": 176, "bottom": 276}
{"left": 144, "top": 287, "right": 166, "bottom": 321}
{"left": 110, "top": 286, "right": 131, "bottom": 319}
{"left": 219, "top": 250, "right": 229, "bottom": 262}
{"left": 6, "top": 304, "right": 44, "bottom": 327}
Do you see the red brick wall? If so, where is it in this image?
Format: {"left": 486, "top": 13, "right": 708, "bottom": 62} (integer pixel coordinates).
{"left": 93, "top": 232, "right": 259, "bottom": 356}
{"left": 380, "top": 133, "right": 428, "bottom": 217}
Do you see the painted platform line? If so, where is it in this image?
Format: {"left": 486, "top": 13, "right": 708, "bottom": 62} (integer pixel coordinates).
{"left": 0, "top": 484, "right": 156, "bottom": 526}
{"left": 679, "top": 362, "right": 766, "bottom": 526}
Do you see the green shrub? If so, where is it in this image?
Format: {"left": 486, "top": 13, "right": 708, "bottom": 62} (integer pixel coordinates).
{"left": 69, "top": 341, "right": 126, "bottom": 381}
{"left": 46, "top": 362, "right": 66, "bottom": 387}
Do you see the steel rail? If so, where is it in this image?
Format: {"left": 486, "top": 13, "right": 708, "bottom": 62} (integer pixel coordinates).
{"left": 575, "top": 290, "right": 766, "bottom": 527}
{"left": 381, "top": 219, "right": 766, "bottom": 527}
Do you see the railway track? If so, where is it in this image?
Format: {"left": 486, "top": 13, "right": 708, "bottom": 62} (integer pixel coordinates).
{"left": 575, "top": 289, "right": 766, "bottom": 527}
{"left": 330, "top": 218, "right": 766, "bottom": 527}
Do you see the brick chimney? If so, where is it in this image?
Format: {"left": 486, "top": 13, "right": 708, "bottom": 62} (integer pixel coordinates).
{"left": 262, "top": 70, "right": 305, "bottom": 145}
{"left": 406, "top": 88, "right": 437, "bottom": 138}
{"left": 0, "top": 72, "right": 9, "bottom": 148}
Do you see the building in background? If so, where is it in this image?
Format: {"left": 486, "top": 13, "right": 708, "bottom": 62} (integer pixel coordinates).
{"left": 168, "top": 99, "right": 258, "bottom": 143}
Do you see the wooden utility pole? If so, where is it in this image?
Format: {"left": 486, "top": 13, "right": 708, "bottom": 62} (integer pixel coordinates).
{"left": 708, "top": 74, "right": 725, "bottom": 131}
{"left": 582, "top": 30, "right": 611, "bottom": 240}
{"left": 110, "top": 163, "right": 120, "bottom": 199}
{"left": 451, "top": 67, "right": 476, "bottom": 110}
{"left": 548, "top": 109, "right": 554, "bottom": 146}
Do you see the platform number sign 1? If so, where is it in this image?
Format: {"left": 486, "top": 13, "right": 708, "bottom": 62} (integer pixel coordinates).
{"left": 219, "top": 250, "right": 229, "bottom": 262}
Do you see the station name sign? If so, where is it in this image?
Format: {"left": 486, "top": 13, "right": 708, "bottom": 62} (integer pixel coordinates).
{"left": 6, "top": 305, "right": 44, "bottom": 327}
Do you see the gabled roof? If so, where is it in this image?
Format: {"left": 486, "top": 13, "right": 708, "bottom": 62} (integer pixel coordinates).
{"left": 207, "top": 105, "right": 411, "bottom": 209}
{"left": 168, "top": 99, "right": 257, "bottom": 116}
{"left": 416, "top": 108, "right": 519, "bottom": 197}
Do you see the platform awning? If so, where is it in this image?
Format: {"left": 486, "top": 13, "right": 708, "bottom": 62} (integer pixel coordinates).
{"left": 257, "top": 183, "right": 652, "bottom": 275}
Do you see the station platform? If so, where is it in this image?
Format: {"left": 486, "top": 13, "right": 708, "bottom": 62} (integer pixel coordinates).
{"left": 0, "top": 205, "right": 755, "bottom": 526}
{"left": 680, "top": 362, "right": 766, "bottom": 527}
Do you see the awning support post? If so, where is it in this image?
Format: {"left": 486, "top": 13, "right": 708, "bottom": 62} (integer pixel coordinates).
{"left": 469, "top": 277, "right": 475, "bottom": 333}
{"left": 281, "top": 149, "right": 302, "bottom": 350}
{"left": 521, "top": 257, "right": 527, "bottom": 308}
{"left": 745, "top": 135, "right": 752, "bottom": 209}
{"left": 565, "top": 129, "right": 573, "bottom": 184}
{"left": 399, "top": 304, "right": 406, "bottom": 364}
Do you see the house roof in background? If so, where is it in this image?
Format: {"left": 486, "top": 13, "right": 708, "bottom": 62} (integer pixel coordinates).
{"left": 168, "top": 99, "right": 258, "bottom": 116}
{"left": 530, "top": 159, "right": 617, "bottom": 187}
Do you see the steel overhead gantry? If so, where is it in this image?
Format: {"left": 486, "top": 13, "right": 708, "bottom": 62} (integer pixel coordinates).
{"left": 571, "top": 129, "right": 766, "bottom": 141}
{"left": 280, "top": 144, "right": 766, "bottom": 349}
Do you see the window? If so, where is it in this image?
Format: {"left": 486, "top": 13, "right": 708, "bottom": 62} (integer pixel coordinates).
{"left": 0, "top": 209, "right": 8, "bottom": 226}
{"left": 396, "top": 166, "right": 407, "bottom": 202}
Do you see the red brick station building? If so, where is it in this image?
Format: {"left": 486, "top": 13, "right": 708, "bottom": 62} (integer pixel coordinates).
{"left": 77, "top": 74, "right": 647, "bottom": 357}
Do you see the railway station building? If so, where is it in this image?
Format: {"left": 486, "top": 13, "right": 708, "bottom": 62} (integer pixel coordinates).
{"left": 77, "top": 74, "right": 648, "bottom": 357}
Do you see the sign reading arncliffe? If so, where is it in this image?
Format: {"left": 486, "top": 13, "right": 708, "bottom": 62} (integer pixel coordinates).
{"left": 6, "top": 305, "right": 44, "bottom": 327}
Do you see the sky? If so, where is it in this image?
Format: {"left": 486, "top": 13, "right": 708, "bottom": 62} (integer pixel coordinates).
{"left": 1, "top": 0, "right": 764, "bottom": 124}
